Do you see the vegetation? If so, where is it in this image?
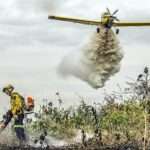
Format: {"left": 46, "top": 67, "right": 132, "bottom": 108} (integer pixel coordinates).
{"left": 28, "top": 67, "right": 150, "bottom": 148}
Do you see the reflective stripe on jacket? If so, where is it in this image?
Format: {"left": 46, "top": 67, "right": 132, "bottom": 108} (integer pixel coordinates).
{"left": 13, "top": 124, "right": 24, "bottom": 128}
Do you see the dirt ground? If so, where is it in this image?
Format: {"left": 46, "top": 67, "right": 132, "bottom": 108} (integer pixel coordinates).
{"left": 0, "top": 141, "right": 143, "bottom": 150}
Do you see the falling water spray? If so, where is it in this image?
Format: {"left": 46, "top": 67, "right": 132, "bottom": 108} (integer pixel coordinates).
{"left": 58, "top": 26, "right": 123, "bottom": 89}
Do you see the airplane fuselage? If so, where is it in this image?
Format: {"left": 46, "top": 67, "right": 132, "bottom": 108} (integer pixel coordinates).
{"left": 101, "top": 15, "right": 114, "bottom": 29}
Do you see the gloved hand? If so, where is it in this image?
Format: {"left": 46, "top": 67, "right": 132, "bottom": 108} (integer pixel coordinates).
{"left": 0, "top": 122, "right": 6, "bottom": 129}
{"left": 0, "top": 122, "right": 6, "bottom": 133}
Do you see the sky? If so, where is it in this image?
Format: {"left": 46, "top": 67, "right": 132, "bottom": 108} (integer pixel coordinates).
{"left": 0, "top": 0, "right": 150, "bottom": 114}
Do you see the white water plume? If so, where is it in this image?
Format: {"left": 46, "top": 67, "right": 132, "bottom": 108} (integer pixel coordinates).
{"left": 58, "top": 26, "right": 124, "bottom": 89}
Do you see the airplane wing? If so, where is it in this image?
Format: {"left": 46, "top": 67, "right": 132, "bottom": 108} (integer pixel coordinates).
{"left": 48, "top": 15, "right": 101, "bottom": 26}
{"left": 48, "top": 15, "right": 150, "bottom": 27}
{"left": 113, "top": 22, "right": 150, "bottom": 27}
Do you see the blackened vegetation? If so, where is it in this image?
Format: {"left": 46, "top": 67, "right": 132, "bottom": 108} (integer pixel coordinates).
{"left": 34, "top": 130, "right": 48, "bottom": 147}
{"left": 0, "top": 141, "right": 141, "bottom": 150}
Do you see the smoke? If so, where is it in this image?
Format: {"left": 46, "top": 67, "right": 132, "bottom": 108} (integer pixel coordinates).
{"left": 58, "top": 26, "right": 124, "bottom": 89}
{"left": 0, "top": 128, "right": 18, "bottom": 145}
{"left": 15, "top": 0, "right": 56, "bottom": 14}
{"left": 0, "top": 128, "right": 67, "bottom": 146}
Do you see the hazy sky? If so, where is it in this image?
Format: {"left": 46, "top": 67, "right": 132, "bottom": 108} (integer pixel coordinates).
{"left": 0, "top": 0, "right": 150, "bottom": 113}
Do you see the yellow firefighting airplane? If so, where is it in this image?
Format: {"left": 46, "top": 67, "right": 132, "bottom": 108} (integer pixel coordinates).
{"left": 48, "top": 8, "right": 150, "bottom": 34}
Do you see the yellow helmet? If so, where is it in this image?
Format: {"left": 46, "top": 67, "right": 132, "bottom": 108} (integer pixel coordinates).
{"left": 2, "top": 84, "right": 14, "bottom": 93}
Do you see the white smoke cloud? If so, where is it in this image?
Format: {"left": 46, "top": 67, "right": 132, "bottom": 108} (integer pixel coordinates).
{"left": 0, "top": 0, "right": 60, "bottom": 22}
{"left": 58, "top": 26, "right": 124, "bottom": 89}
{"left": 15, "top": 0, "right": 57, "bottom": 14}
{"left": 14, "top": 0, "right": 66, "bottom": 18}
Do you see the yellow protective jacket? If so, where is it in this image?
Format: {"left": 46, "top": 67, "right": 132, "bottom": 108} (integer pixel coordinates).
{"left": 10, "top": 92, "right": 25, "bottom": 115}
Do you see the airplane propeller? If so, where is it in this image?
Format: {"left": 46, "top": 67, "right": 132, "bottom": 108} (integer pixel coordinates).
{"left": 112, "top": 9, "right": 119, "bottom": 16}
{"left": 106, "top": 8, "right": 120, "bottom": 22}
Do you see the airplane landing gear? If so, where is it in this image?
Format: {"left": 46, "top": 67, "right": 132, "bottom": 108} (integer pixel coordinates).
{"left": 116, "top": 28, "right": 119, "bottom": 34}
{"left": 97, "top": 27, "right": 100, "bottom": 33}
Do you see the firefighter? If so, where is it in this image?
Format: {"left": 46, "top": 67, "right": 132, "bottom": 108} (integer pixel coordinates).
{"left": 1, "top": 84, "right": 26, "bottom": 143}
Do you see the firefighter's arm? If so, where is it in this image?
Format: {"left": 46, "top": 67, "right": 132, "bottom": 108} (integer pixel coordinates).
{"left": 11, "top": 95, "right": 22, "bottom": 115}
{"left": 0, "top": 110, "right": 13, "bottom": 131}
{"left": 3, "top": 110, "right": 13, "bottom": 126}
